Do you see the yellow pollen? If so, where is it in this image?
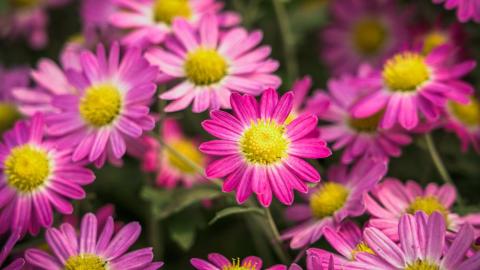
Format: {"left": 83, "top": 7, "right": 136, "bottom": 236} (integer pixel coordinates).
{"left": 79, "top": 83, "right": 122, "bottom": 127}
{"left": 351, "top": 241, "right": 374, "bottom": 260}
{"left": 383, "top": 52, "right": 430, "bottom": 92}
{"left": 348, "top": 111, "right": 383, "bottom": 133}
{"left": 166, "top": 139, "right": 204, "bottom": 174}
{"left": 407, "top": 196, "right": 449, "bottom": 219}
{"left": 4, "top": 145, "right": 51, "bottom": 193}
{"left": 67, "top": 33, "right": 86, "bottom": 45}
{"left": 404, "top": 260, "right": 440, "bottom": 270}
{"left": 352, "top": 18, "right": 387, "bottom": 55}
{"left": 153, "top": 0, "right": 192, "bottom": 25}
{"left": 310, "top": 182, "right": 349, "bottom": 219}
{"left": 240, "top": 120, "right": 289, "bottom": 165}
{"left": 422, "top": 31, "right": 448, "bottom": 55}
{"left": 0, "top": 102, "right": 21, "bottom": 133}
{"left": 64, "top": 254, "right": 107, "bottom": 270}
{"left": 449, "top": 98, "right": 480, "bottom": 127}
{"left": 222, "top": 258, "right": 257, "bottom": 270}
{"left": 185, "top": 48, "right": 228, "bottom": 86}
{"left": 8, "top": 0, "right": 39, "bottom": 9}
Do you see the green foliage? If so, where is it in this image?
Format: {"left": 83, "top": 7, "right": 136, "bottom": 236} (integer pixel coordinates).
{"left": 209, "top": 206, "right": 264, "bottom": 225}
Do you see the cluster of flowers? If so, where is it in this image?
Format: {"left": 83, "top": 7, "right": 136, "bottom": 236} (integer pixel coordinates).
{"left": 0, "top": 0, "right": 480, "bottom": 269}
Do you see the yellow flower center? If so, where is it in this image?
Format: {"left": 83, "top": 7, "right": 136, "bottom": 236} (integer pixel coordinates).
{"left": 0, "top": 102, "right": 21, "bottom": 133}
{"left": 449, "top": 98, "right": 480, "bottom": 127}
{"left": 222, "top": 258, "right": 257, "bottom": 270}
{"left": 404, "top": 260, "right": 440, "bottom": 270}
{"left": 185, "top": 48, "right": 228, "bottom": 86}
{"left": 240, "top": 120, "right": 289, "bottom": 165}
{"left": 351, "top": 241, "right": 374, "bottom": 260}
{"left": 352, "top": 18, "right": 387, "bottom": 55}
{"left": 407, "top": 196, "right": 449, "bottom": 218}
{"left": 348, "top": 111, "right": 383, "bottom": 133}
{"left": 79, "top": 83, "right": 122, "bottom": 127}
{"left": 64, "top": 254, "right": 107, "bottom": 270}
{"left": 422, "top": 31, "right": 448, "bottom": 55}
{"left": 4, "top": 145, "right": 51, "bottom": 193}
{"left": 166, "top": 139, "right": 204, "bottom": 174}
{"left": 67, "top": 33, "right": 86, "bottom": 45}
{"left": 8, "top": 0, "right": 39, "bottom": 9}
{"left": 383, "top": 52, "right": 430, "bottom": 92}
{"left": 153, "top": 0, "right": 192, "bottom": 25}
{"left": 310, "top": 182, "right": 349, "bottom": 219}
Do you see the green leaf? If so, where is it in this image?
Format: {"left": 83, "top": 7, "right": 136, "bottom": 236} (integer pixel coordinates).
{"left": 168, "top": 215, "right": 196, "bottom": 251}
{"left": 142, "top": 185, "right": 224, "bottom": 220}
{"left": 209, "top": 206, "right": 264, "bottom": 225}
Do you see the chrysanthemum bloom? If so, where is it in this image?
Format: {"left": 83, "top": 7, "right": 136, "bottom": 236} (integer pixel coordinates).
{"left": 313, "top": 66, "right": 412, "bottom": 164}
{"left": 109, "top": 0, "right": 240, "bottom": 48}
{"left": 0, "top": 0, "right": 70, "bottom": 49}
{"left": 25, "top": 213, "right": 164, "bottom": 270}
{"left": 200, "top": 89, "right": 331, "bottom": 207}
{"left": 0, "top": 65, "right": 29, "bottom": 133}
{"left": 267, "top": 250, "right": 335, "bottom": 270}
{"left": 0, "top": 233, "right": 25, "bottom": 270}
{"left": 364, "top": 178, "right": 480, "bottom": 241}
{"left": 321, "top": 0, "right": 407, "bottom": 75}
{"left": 442, "top": 95, "right": 480, "bottom": 152}
{"left": 433, "top": 0, "right": 480, "bottom": 23}
{"left": 191, "top": 253, "right": 262, "bottom": 270}
{"left": 350, "top": 211, "right": 480, "bottom": 270}
{"left": 141, "top": 118, "right": 206, "bottom": 188}
{"left": 12, "top": 55, "right": 80, "bottom": 116}
{"left": 281, "top": 158, "right": 387, "bottom": 249}
{"left": 0, "top": 114, "right": 95, "bottom": 235}
{"left": 44, "top": 43, "right": 157, "bottom": 167}
{"left": 145, "top": 16, "right": 280, "bottom": 113}
{"left": 412, "top": 22, "right": 465, "bottom": 57}
{"left": 351, "top": 45, "right": 476, "bottom": 130}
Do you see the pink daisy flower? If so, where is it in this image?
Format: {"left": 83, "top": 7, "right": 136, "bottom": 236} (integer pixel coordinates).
{"left": 433, "top": 0, "right": 480, "bottom": 23}
{"left": 364, "top": 178, "right": 480, "bottom": 241}
{"left": 0, "top": 0, "right": 70, "bottom": 49}
{"left": 281, "top": 158, "right": 387, "bottom": 249}
{"left": 0, "top": 65, "right": 30, "bottom": 133}
{"left": 313, "top": 66, "right": 412, "bottom": 164}
{"left": 351, "top": 45, "right": 476, "bottom": 130}
{"left": 44, "top": 43, "right": 157, "bottom": 167}
{"left": 199, "top": 89, "right": 331, "bottom": 207}
{"left": 442, "top": 95, "right": 480, "bottom": 152}
{"left": 0, "top": 114, "right": 95, "bottom": 235}
{"left": 109, "top": 0, "right": 240, "bottom": 48}
{"left": 25, "top": 212, "right": 164, "bottom": 270}
{"left": 321, "top": 0, "right": 407, "bottom": 75}
{"left": 145, "top": 15, "right": 280, "bottom": 113}
{"left": 0, "top": 232, "right": 25, "bottom": 270}
{"left": 141, "top": 118, "right": 206, "bottom": 188}
{"left": 350, "top": 211, "right": 480, "bottom": 270}
{"left": 12, "top": 55, "right": 80, "bottom": 116}
{"left": 191, "top": 253, "right": 262, "bottom": 270}
{"left": 267, "top": 250, "right": 335, "bottom": 270}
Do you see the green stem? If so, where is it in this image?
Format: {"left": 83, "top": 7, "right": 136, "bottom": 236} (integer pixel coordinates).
{"left": 264, "top": 207, "right": 290, "bottom": 264}
{"left": 273, "top": 0, "right": 299, "bottom": 83}
{"left": 424, "top": 133, "right": 464, "bottom": 206}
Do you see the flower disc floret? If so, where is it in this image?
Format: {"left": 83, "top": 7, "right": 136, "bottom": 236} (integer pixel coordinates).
{"left": 310, "top": 182, "right": 349, "bottom": 219}
{"left": 64, "top": 254, "right": 107, "bottom": 270}
{"left": 185, "top": 48, "right": 228, "bottom": 86}
{"left": 79, "top": 83, "right": 122, "bottom": 127}
{"left": 383, "top": 52, "right": 430, "bottom": 92}
{"left": 153, "top": 0, "right": 192, "bottom": 24}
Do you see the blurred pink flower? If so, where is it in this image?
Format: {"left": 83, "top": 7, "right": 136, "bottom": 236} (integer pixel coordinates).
{"left": 200, "top": 89, "right": 331, "bottom": 207}
{"left": 313, "top": 65, "right": 412, "bottom": 164}
{"left": 25, "top": 212, "right": 163, "bottom": 269}
{"left": 0, "top": 233, "right": 25, "bottom": 270}
{"left": 281, "top": 159, "right": 387, "bottom": 249}
{"left": 141, "top": 118, "right": 206, "bottom": 188}
{"left": 0, "top": 65, "right": 29, "bottom": 132}
{"left": 321, "top": 0, "right": 408, "bottom": 75}
{"left": 351, "top": 45, "right": 476, "bottom": 130}
{"left": 433, "top": 0, "right": 480, "bottom": 23}
{"left": 109, "top": 0, "right": 240, "bottom": 48}
{"left": 146, "top": 15, "right": 280, "bottom": 113}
